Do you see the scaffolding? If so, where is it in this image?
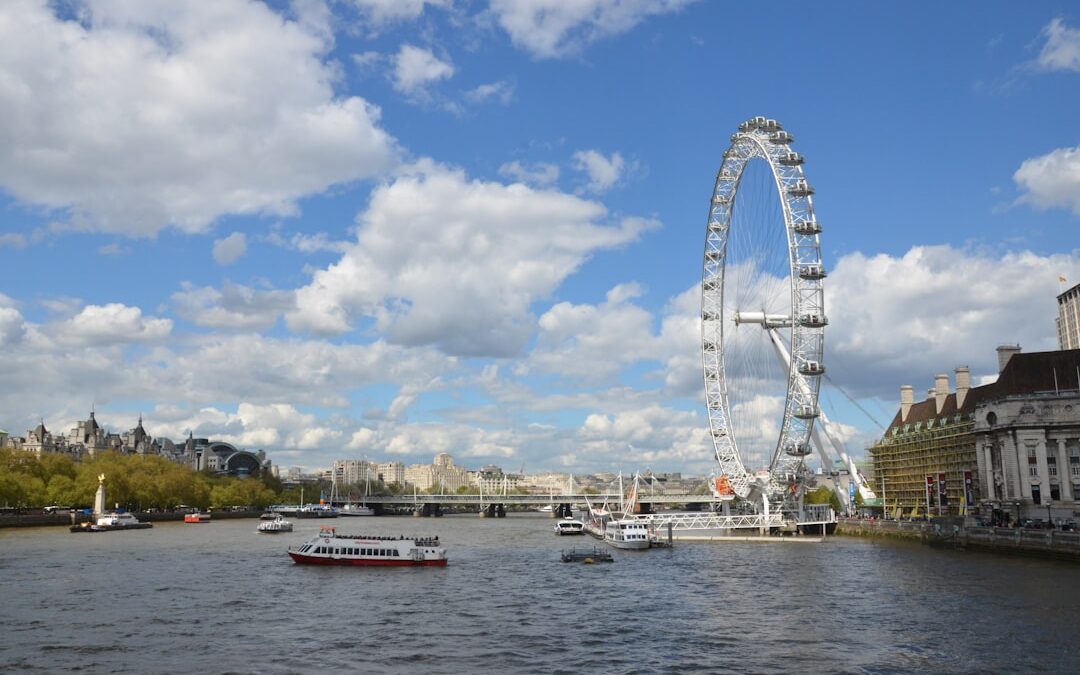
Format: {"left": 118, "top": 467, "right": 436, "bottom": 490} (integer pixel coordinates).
{"left": 869, "top": 416, "right": 979, "bottom": 517}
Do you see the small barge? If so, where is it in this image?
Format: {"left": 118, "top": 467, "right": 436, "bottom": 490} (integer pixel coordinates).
{"left": 561, "top": 547, "right": 614, "bottom": 563}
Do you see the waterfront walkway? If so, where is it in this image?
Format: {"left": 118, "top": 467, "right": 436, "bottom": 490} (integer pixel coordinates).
{"left": 838, "top": 518, "right": 1080, "bottom": 561}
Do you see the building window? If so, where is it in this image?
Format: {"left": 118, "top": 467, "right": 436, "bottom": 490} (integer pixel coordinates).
{"left": 1030, "top": 466, "right": 1039, "bottom": 477}
{"left": 1050, "top": 485, "right": 1061, "bottom": 501}
{"left": 1032, "top": 485, "right": 1042, "bottom": 505}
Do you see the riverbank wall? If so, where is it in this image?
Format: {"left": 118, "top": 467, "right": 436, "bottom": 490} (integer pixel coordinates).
{"left": 0, "top": 509, "right": 265, "bottom": 529}
{"left": 837, "top": 519, "right": 1080, "bottom": 562}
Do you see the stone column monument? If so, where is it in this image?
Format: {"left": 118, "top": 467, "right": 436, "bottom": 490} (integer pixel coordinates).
{"left": 94, "top": 474, "right": 106, "bottom": 517}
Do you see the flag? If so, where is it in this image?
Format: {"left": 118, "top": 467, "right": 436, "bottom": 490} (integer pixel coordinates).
{"left": 1061, "top": 274, "right": 1068, "bottom": 284}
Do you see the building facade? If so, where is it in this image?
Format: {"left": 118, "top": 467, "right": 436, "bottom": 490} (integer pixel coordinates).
{"left": 1058, "top": 282, "right": 1080, "bottom": 350}
{"left": 973, "top": 351, "right": 1080, "bottom": 522}
{"left": 404, "top": 454, "right": 469, "bottom": 491}
{"left": 871, "top": 346, "right": 1080, "bottom": 519}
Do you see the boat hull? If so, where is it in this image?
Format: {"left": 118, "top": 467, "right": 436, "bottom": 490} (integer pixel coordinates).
{"left": 604, "top": 539, "right": 650, "bottom": 550}
{"left": 70, "top": 523, "right": 152, "bottom": 532}
{"left": 288, "top": 552, "right": 447, "bottom": 567}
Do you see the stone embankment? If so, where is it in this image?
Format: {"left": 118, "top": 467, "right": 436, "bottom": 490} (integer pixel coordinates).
{"left": 838, "top": 518, "right": 1080, "bottom": 562}
{"left": 0, "top": 509, "right": 265, "bottom": 528}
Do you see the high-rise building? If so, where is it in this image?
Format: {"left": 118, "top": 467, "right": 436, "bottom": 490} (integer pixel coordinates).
{"left": 1059, "top": 281, "right": 1080, "bottom": 350}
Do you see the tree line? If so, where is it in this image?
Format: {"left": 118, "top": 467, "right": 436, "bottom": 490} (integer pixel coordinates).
{"left": 0, "top": 449, "right": 282, "bottom": 511}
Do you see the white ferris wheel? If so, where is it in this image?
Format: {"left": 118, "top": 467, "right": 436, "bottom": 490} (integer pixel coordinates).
{"left": 702, "top": 116, "right": 829, "bottom": 513}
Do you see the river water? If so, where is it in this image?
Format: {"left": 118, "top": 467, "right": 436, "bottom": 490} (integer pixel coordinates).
{"left": 1, "top": 514, "right": 1078, "bottom": 674}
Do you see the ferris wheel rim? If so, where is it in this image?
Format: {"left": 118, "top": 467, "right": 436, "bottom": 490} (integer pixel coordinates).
{"left": 701, "top": 116, "right": 826, "bottom": 504}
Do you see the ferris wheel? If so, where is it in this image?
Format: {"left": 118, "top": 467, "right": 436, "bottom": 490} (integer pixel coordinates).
{"left": 701, "top": 116, "right": 827, "bottom": 511}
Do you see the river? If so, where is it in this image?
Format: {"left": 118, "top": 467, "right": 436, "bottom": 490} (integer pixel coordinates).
{"left": 1, "top": 514, "right": 1078, "bottom": 674}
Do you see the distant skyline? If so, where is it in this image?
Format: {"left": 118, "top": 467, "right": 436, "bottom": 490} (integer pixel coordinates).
{"left": 1, "top": 1, "right": 1078, "bottom": 474}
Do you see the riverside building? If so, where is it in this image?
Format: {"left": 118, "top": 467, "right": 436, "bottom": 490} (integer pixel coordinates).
{"left": 1059, "top": 281, "right": 1080, "bottom": 350}
{"left": 870, "top": 346, "right": 1080, "bottom": 520}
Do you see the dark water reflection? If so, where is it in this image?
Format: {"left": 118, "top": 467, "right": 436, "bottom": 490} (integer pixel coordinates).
{"left": 2, "top": 515, "right": 1078, "bottom": 674}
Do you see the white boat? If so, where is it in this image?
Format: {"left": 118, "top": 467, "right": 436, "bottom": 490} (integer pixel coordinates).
{"left": 257, "top": 515, "right": 293, "bottom": 533}
{"left": 339, "top": 504, "right": 375, "bottom": 517}
{"left": 70, "top": 511, "right": 152, "bottom": 533}
{"left": 554, "top": 518, "right": 584, "bottom": 535}
{"left": 538, "top": 504, "right": 555, "bottom": 513}
{"left": 287, "top": 526, "right": 448, "bottom": 567}
{"left": 603, "top": 519, "right": 650, "bottom": 550}
{"left": 296, "top": 504, "right": 339, "bottom": 519}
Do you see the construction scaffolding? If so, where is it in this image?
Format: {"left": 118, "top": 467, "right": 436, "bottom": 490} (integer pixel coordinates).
{"left": 869, "top": 416, "right": 979, "bottom": 518}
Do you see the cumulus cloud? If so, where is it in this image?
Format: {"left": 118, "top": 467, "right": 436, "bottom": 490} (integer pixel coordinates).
{"left": 1037, "top": 18, "right": 1080, "bottom": 72}
{"left": 527, "top": 283, "right": 659, "bottom": 380}
{"left": 465, "top": 80, "right": 516, "bottom": 105}
{"left": 212, "top": 232, "right": 247, "bottom": 265}
{"left": 498, "top": 160, "right": 560, "bottom": 186}
{"left": 287, "top": 161, "right": 658, "bottom": 357}
{"left": 572, "top": 149, "right": 626, "bottom": 193}
{"left": 488, "top": 0, "right": 695, "bottom": 58}
{"left": 0, "top": 0, "right": 396, "bottom": 236}
{"left": 826, "top": 245, "right": 1079, "bottom": 397}
{"left": 171, "top": 281, "right": 294, "bottom": 330}
{"left": 59, "top": 304, "right": 172, "bottom": 346}
{"left": 348, "top": 0, "right": 450, "bottom": 26}
{"left": 0, "top": 233, "right": 27, "bottom": 249}
{"left": 392, "top": 44, "right": 454, "bottom": 95}
{"left": 1014, "top": 145, "right": 1080, "bottom": 215}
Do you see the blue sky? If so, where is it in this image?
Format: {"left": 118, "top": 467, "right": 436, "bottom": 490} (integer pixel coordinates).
{"left": 1, "top": 0, "right": 1078, "bottom": 475}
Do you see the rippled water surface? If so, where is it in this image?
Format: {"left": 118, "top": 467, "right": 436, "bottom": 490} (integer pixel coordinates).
{"left": 2, "top": 515, "right": 1079, "bottom": 674}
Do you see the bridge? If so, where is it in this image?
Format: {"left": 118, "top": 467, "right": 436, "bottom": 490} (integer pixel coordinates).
{"left": 273, "top": 494, "right": 836, "bottom": 532}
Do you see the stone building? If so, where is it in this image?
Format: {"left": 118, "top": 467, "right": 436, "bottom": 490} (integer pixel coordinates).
{"left": 871, "top": 346, "right": 1080, "bottom": 519}
{"left": 973, "top": 349, "right": 1080, "bottom": 523}
{"left": 1059, "top": 281, "right": 1080, "bottom": 350}
{"left": 404, "top": 453, "right": 469, "bottom": 491}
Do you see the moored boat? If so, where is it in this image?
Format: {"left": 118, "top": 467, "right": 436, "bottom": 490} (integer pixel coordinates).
{"left": 339, "top": 504, "right": 375, "bottom": 517}
{"left": 70, "top": 511, "right": 152, "bottom": 533}
{"left": 296, "top": 504, "right": 338, "bottom": 519}
{"left": 603, "top": 519, "right": 650, "bottom": 550}
{"left": 184, "top": 512, "right": 211, "bottom": 523}
{"left": 554, "top": 518, "right": 585, "bottom": 535}
{"left": 257, "top": 515, "right": 293, "bottom": 533}
{"left": 288, "top": 527, "right": 447, "bottom": 566}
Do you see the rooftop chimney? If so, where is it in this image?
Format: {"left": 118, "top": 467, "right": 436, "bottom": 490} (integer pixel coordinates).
{"left": 900, "top": 385, "right": 914, "bottom": 422}
{"left": 934, "top": 373, "right": 949, "bottom": 414}
{"left": 955, "top": 366, "right": 970, "bottom": 409}
{"left": 996, "top": 344, "right": 1021, "bottom": 373}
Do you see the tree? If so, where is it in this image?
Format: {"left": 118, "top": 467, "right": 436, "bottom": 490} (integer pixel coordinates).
{"left": 805, "top": 485, "right": 842, "bottom": 513}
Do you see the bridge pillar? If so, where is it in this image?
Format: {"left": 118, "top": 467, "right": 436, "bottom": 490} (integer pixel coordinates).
{"left": 432, "top": 503, "right": 443, "bottom": 518}
{"left": 496, "top": 503, "right": 506, "bottom": 518}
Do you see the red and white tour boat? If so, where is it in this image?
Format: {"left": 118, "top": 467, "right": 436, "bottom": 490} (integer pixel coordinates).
{"left": 288, "top": 527, "right": 448, "bottom": 567}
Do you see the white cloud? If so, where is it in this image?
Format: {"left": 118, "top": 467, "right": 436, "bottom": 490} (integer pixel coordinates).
{"left": 287, "top": 161, "right": 658, "bottom": 356}
{"left": 1037, "top": 18, "right": 1080, "bottom": 72}
{"left": 528, "top": 283, "right": 659, "bottom": 380}
{"left": 171, "top": 281, "right": 294, "bottom": 330}
{"left": 264, "top": 230, "right": 350, "bottom": 254}
{"left": 826, "top": 245, "right": 1079, "bottom": 396}
{"left": 392, "top": 44, "right": 455, "bottom": 95}
{"left": 573, "top": 149, "right": 625, "bottom": 193}
{"left": 212, "top": 232, "right": 248, "bottom": 265}
{"left": 0, "top": 0, "right": 397, "bottom": 236}
{"left": 0, "top": 233, "right": 27, "bottom": 249}
{"left": 488, "top": 0, "right": 695, "bottom": 58}
{"left": 0, "top": 305, "right": 26, "bottom": 347}
{"left": 59, "top": 304, "right": 172, "bottom": 346}
{"left": 498, "top": 160, "right": 560, "bottom": 186}
{"left": 97, "top": 243, "right": 131, "bottom": 257}
{"left": 1014, "top": 145, "right": 1080, "bottom": 215}
{"left": 465, "top": 80, "right": 516, "bottom": 105}
{"left": 348, "top": 0, "right": 450, "bottom": 26}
